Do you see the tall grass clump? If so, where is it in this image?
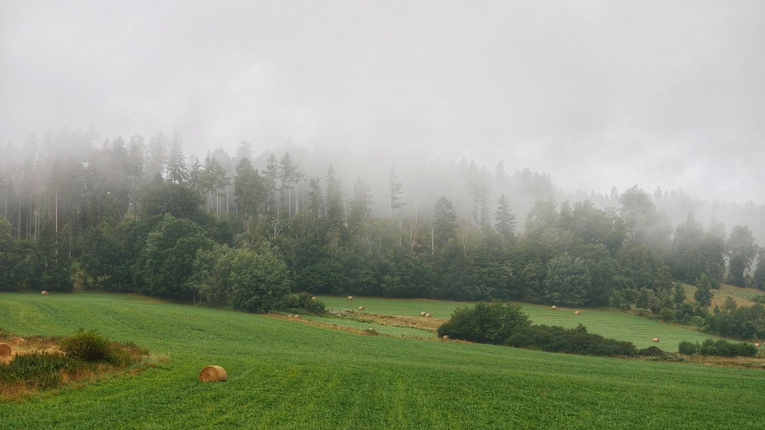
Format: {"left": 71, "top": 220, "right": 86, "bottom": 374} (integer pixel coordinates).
{"left": 0, "top": 351, "right": 82, "bottom": 390}
{"left": 1, "top": 329, "right": 148, "bottom": 397}
{"left": 59, "top": 329, "right": 148, "bottom": 365}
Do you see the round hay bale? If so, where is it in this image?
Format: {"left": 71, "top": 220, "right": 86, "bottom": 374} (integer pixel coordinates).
{"left": 358, "top": 306, "right": 365, "bottom": 311}
{"left": 425, "top": 313, "right": 432, "bottom": 318}
{"left": 198, "top": 365, "right": 227, "bottom": 382}
{"left": 0, "top": 343, "right": 11, "bottom": 358}
{"left": 347, "top": 295, "right": 353, "bottom": 301}
{"left": 551, "top": 305, "right": 558, "bottom": 310}
{"left": 294, "top": 314, "right": 300, "bottom": 319}
{"left": 420, "top": 312, "right": 427, "bottom": 316}
{"left": 311, "top": 296, "right": 317, "bottom": 301}
{"left": 574, "top": 310, "right": 580, "bottom": 315}
{"left": 41, "top": 290, "right": 49, "bottom": 296}
{"left": 10, "top": 337, "right": 25, "bottom": 346}
{"left": 442, "top": 335, "right": 449, "bottom": 340}
{"left": 652, "top": 337, "right": 660, "bottom": 343}
{"left": 755, "top": 343, "right": 760, "bottom": 348}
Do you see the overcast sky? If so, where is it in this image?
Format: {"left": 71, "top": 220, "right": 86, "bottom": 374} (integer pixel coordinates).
{"left": 1, "top": 1, "right": 764, "bottom": 203}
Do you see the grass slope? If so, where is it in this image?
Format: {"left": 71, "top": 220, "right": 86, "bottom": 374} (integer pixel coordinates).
{"left": 318, "top": 296, "right": 721, "bottom": 349}
{"left": 1, "top": 293, "right": 764, "bottom": 429}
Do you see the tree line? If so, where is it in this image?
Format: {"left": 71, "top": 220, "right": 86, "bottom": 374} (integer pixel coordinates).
{"left": 1, "top": 129, "right": 765, "bottom": 320}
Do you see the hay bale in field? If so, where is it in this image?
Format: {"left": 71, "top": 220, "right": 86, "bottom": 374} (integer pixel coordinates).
{"left": 311, "top": 296, "right": 317, "bottom": 301}
{"left": 574, "top": 310, "right": 580, "bottom": 315}
{"left": 365, "top": 328, "right": 378, "bottom": 335}
{"left": 358, "top": 306, "right": 365, "bottom": 311}
{"left": 294, "top": 314, "right": 300, "bottom": 319}
{"left": 0, "top": 343, "right": 11, "bottom": 358}
{"left": 41, "top": 290, "right": 48, "bottom": 296}
{"left": 425, "top": 313, "right": 432, "bottom": 318}
{"left": 442, "top": 335, "right": 449, "bottom": 340}
{"left": 755, "top": 343, "right": 760, "bottom": 348}
{"left": 652, "top": 337, "right": 659, "bottom": 343}
{"left": 10, "top": 337, "right": 25, "bottom": 346}
{"left": 198, "top": 365, "right": 227, "bottom": 382}
{"left": 347, "top": 296, "right": 353, "bottom": 301}
{"left": 551, "top": 305, "right": 558, "bottom": 310}
{"left": 420, "top": 312, "right": 427, "bottom": 316}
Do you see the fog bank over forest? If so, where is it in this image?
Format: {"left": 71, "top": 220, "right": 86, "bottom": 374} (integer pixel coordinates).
{"left": 3, "top": 128, "right": 762, "bottom": 246}
{"left": 2, "top": 1, "right": 765, "bottom": 205}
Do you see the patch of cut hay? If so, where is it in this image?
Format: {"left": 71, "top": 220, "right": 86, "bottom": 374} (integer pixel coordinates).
{"left": 364, "top": 328, "right": 379, "bottom": 335}
{"left": 10, "top": 337, "right": 25, "bottom": 346}
{"left": 198, "top": 365, "right": 227, "bottom": 382}
{"left": 0, "top": 343, "right": 10, "bottom": 358}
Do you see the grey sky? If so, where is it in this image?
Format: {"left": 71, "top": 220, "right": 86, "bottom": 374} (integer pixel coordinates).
{"left": 1, "top": 1, "right": 764, "bottom": 203}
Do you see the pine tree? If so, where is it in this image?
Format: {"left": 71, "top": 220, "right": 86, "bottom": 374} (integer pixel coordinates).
{"left": 494, "top": 194, "right": 516, "bottom": 238}
{"left": 165, "top": 131, "right": 189, "bottom": 185}
{"left": 388, "top": 167, "right": 404, "bottom": 219}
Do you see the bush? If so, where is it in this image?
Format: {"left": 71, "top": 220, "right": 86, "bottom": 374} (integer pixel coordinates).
{"left": 633, "top": 308, "right": 651, "bottom": 317}
{"left": 678, "top": 339, "right": 757, "bottom": 357}
{"left": 658, "top": 308, "right": 676, "bottom": 322}
{"left": 678, "top": 341, "right": 699, "bottom": 355}
{"left": 437, "top": 302, "right": 531, "bottom": 344}
{"left": 284, "top": 292, "right": 326, "bottom": 315}
{"left": 638, "top": 346, "right": 666, "bottom": 357}
{"left": 699, "top": 339, "right": 757, "bottom": 357}
{"left": 59, "top": 329, "right": 112, "bottom": 362}
{"left": 508, "top": 324, "right": 637, "bottom": 357}
{"left": 437, "top": 303, "right": 636, "bottom": 357}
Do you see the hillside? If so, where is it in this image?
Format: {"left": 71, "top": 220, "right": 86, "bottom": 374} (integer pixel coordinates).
{"left": 1, "top": 292, "right": 764, "bottom": 429}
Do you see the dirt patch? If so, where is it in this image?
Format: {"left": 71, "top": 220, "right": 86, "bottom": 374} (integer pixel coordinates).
{"left": 358, "top": 313, "right": 445, "bottom": 331}
{"left": 0, "top": 336, "right": 62, "bottom": 363}
{"left": 272, "top": 311, "right": 445, "bottom": 334}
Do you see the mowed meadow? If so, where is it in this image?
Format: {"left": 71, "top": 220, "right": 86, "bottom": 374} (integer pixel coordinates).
{"left": 1, "top": 293, "right": 765, "bottom": 429}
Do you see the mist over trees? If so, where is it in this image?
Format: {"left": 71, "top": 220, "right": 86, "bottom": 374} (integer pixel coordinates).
{"left": 1, "top": 129, "right": 765, "bottom": 324}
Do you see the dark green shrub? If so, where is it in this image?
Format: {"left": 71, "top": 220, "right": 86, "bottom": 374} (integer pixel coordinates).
{"left": 679, "top": 339, "right": 757, "bottom": 357}
{"left": 508, "top": 324, "right": 636, "bottom": 357}
{"left": 437, "top": 302, "right": 531, "bottom": 344}
{"left": 284, "top": 292, "right": 326, "bottom": 315}
{"left": 59, "top": 329, "right": 112, "bottom": 362}
{"left": 699, "top": 339, "right": 757, "bottom": 357}
{"left": 678, "top": 341, "right": 699, "bottom": 355}
{"left": 638, "top": 346, "right": 665, "bottom": 357}
{"left": 658, "top": 308, "right": 676, "bottom": 322}
{"left": 438, "top": 303, "right": 636, "bottom": 357}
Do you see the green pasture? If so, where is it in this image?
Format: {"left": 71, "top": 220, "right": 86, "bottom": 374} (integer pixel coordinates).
{"left": 317, "top": 296, "right": 722, "bottom": 349}
{"left": 1, "top": 292, "right": 764, "bottom": 429}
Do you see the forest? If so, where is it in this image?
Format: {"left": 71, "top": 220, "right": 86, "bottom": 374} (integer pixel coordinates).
{"left": 1, "top": 128, "right": 765, "bottom": 329}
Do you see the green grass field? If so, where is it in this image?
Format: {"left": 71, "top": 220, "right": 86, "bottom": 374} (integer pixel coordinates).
{"left": 317, "top": 296, "right": 722, "bottom": 349}
{"left": 1, "top": 292, "right": 764, "bottom": 429}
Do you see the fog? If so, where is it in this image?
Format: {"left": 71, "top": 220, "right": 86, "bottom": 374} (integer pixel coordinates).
{"left": 2, "top": 0, "right": 765, "bottom": 204}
